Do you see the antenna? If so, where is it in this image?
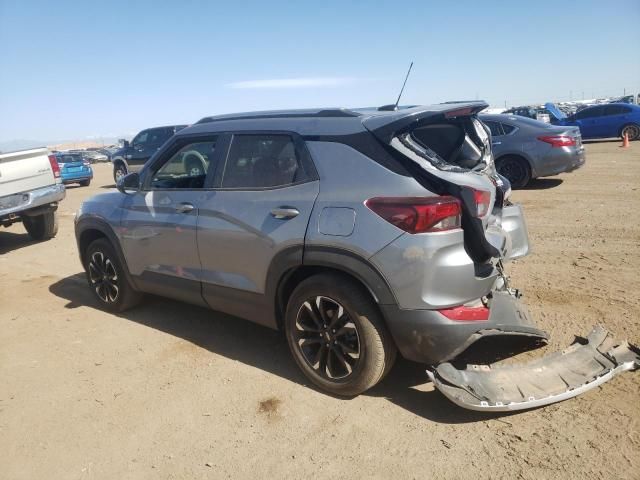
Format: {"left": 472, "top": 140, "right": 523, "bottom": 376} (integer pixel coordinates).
{"left": 393, "top": 61, "right": 413, "bottom": 111}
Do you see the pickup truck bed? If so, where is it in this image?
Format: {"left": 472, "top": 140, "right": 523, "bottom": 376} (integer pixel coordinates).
{"left": 1, "top": 147, "right": 65, "bottom": 240}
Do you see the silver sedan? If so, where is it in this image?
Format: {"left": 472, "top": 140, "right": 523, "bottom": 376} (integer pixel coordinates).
{"left": 480, "top": 114, "right": 585, "bottom": 187}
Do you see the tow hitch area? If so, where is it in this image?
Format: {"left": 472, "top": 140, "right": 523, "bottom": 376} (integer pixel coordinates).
{"left": 427, "top": 326, "right": 639, "bottom": 411}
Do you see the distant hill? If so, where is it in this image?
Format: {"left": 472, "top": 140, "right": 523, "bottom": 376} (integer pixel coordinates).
{"left": 0, "top": 136, "right": 131, "bottom": 154}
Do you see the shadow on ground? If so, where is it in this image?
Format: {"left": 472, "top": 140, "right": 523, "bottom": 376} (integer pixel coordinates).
{"left": 0, "top": 230, "right": 38, "bottom": 255}
{"left": 49, "top": 272, "right": 514, "bottom": 424}
{"left": 519, "top": 178, "right": 563, "bottom": 190}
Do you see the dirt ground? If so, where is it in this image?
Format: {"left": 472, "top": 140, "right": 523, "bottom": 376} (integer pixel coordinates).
{"left": 1, "top": 142, "right": 639, "bottom": 479}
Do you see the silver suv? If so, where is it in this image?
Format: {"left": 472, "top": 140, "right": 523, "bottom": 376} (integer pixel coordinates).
{"left": 75, "top": 103, "right": 638, "bottom": 409}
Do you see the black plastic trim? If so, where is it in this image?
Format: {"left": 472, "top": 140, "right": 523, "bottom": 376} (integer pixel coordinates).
{"left": 302, "top": 245, "right": 397, "bottom": 305}
{"left": 136, "top": 271, "right": 208, "bottom": 307}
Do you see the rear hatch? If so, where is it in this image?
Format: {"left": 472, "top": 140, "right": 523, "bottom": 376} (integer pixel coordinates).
{"left": 57, "top": 154, "right": 88, "bottom": 173}
{"left": 362, "top": 102, "right": 518, "bottom": 265}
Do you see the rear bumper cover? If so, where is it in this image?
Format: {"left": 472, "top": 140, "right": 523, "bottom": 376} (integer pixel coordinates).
{"left": 428, "top": 326, "right": 639, "bottom": 411}
{"left": 381, "top": 291, "right": 548, "bottom": 364}
{"left": 62, "top": 171, "right": 93, "bottom": 183}
{"left": 535, "top": 148, "right": 585, "bottom": 178}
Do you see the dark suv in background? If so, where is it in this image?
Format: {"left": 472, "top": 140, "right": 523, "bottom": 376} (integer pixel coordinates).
{"left": 110, "top": 125, "right": 187, "bottom": 182}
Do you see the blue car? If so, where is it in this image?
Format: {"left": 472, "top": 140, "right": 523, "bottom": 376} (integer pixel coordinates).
{"left": 545, "top": 102, "right": 640, "bottom": 141}
{"left": 55, "top": 153, "right": 93, "bottom": 186}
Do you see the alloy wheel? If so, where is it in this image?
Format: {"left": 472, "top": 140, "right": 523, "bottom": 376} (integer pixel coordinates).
{"left": 114, "top": 167, "right": 126, "bottom": 182}
{"left": 498, "top": 158, "right": 527, "bottom": 187}
{"left": 88, "top": 251, "right": 119, "bottom": 303}
{"left": 294, "top": 296, "right": 361, "bottom": 380}
{"left": 622, "top": 125, "right": 640, "bottom": 141}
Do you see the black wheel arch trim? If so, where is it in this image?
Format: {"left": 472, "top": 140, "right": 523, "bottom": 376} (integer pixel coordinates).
{"left": 75, "top": 217, "right": 139, "bottom": 290}
{"left": 302, "top": 246, "right": 397, "bottom": 305}
{"left": 268, "top": 244, "right": 398, "bottom": 331}
{"left": 275, "top": 245, "right": 396, "bottom": 302}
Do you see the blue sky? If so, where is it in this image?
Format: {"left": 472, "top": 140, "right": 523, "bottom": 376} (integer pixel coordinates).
{"left": 1, "top": 0, "right": 639, "bottom": 142}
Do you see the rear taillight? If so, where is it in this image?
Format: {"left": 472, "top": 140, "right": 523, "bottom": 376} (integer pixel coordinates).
{"left": 537, "top": 135, "right": 576, "bottom": 147}
{"left": 438, "top": 305, "right": 490, "bottom": 321}
{"left": 471, "top": 188, "right": 492, "bottom": 217}
{"left": 365, "top": 196, "right": 461, "bottom": 234}
{"left": 48, "top": 154, "right": 60, "bottom": 178}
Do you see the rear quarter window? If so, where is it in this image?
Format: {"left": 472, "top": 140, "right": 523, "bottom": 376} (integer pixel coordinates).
{"left": 500, "top": 123, "right": 516, "bottom": 134}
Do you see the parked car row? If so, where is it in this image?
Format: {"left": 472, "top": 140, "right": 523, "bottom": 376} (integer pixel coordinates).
{"left": 500, "top": 101, "right": 640, "bottom": 143}
{"left": 546, "top": 102, "right": 640, "bottom": 141}
{"left": 76, "top": 102, "right": 638, "bottom": 411}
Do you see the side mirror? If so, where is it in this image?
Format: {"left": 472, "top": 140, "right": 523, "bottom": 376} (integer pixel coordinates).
{"left": 117, "top": 172, "right": 140, "bottom": 194}
{"left": 119, "top": 139, "right": 130, "bottom": 148}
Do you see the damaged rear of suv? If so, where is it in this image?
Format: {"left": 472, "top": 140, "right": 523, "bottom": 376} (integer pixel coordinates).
{"left": 358, "top": 103, "right": 639, "bottom": 409}
{"left": 75, "top": 102, "right": 638, "bottom": 411}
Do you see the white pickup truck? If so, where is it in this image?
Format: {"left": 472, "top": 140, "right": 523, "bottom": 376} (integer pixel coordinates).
{"left": 0, "top": 148, "right": 66, "bottom": 240}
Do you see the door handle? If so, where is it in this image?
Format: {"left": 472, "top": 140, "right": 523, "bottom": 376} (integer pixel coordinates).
{"left": 271, "top": 207, "right": 299, "bottom": 219}
{"left": 492, "top": 141, "right": 502, "bottom": 145}
{"left": 176, "top": 202, "right": 195, "bottom": 214}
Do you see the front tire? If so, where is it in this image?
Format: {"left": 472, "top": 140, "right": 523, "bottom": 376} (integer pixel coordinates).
{"left": 23, "top": 210, "right": 58, "bottom": 240}
{"left": 621, "top": 124, "right": 640, "bottom": 141}
{"left": 496, "top": 155, "right": 532, "bottom": 188}
{"left": 285, "top": 274, "right": 397, "bottom": 396}
{"left": 113, "top": 163, "right": 127, "bottom": 183}
{"left": 84, "top": 238, "right": 141, "bottom": 312}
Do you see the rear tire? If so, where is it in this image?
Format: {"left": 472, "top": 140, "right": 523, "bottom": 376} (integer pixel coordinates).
{"left": 496, "top": 155, "right": 532, "bottom": 188}
{"left": 84, "top": 238, "right": 142, "bottom": 312}
{"left": 23, "top": 210, "right": 58, "bottom": 240}
{"left": 284, "top": 273, "right": 397, "bottom": 396}
{"left": 79, "top": 179, "right": 91, "bottom": 187}
{"left": 621, "top": 124, "right": 640, "bottom": 141}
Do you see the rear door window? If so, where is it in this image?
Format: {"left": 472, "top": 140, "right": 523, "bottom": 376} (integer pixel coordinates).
{"left": 603, "top": 105, "right": 631, "bottom": 116}
{"left": 221, "top": 134, "right": 308, "bottom": 188}
{"left": 576, "top": 106, "right": 605, "bottom": 119}
{"left": 147, "top": 128, "right": 172, "bottom": 146}
{"left": 500, "top": 123, "right": 516, "bottom": 134}
{"left": 483, "top": 121, "right": 504, "bottom": 136}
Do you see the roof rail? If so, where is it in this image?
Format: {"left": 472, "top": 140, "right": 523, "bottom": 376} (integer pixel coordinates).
{"left": 196, "top": 108, "right": 361, "bottom": 124}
